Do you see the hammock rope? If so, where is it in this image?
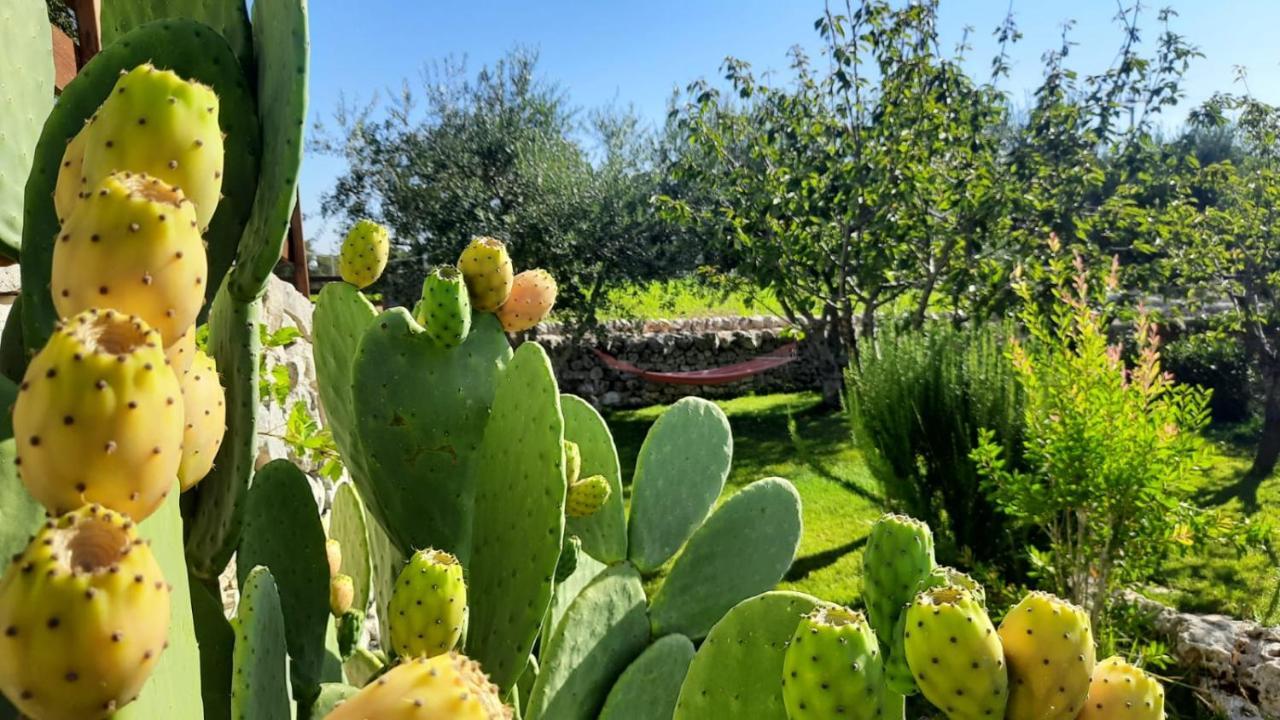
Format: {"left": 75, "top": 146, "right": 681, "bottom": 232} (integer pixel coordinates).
{"left": 591, "top": 343, "right": 799, "bottom": 386}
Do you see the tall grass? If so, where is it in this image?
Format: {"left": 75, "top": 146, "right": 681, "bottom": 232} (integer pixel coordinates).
{"left": 847, "top": 322, "right": 1025, "bottom": 566}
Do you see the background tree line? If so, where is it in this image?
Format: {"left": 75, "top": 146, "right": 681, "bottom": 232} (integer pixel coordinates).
{"left": 315, "top": 0, "right": 1280, "bottom": 480}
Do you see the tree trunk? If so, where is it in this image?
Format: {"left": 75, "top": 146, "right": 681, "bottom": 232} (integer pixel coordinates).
{"left": 1249, "top": 365, "right": 1280, "bottom": 481}
{"left": 807, "top": 313, "right": 848, "bottom": 410}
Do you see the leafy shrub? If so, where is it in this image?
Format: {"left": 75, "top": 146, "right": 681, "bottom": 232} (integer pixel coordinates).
{"left": 972, "top": 257, "right": 1213, "bottom": 626}
{"left": 1163, "top": 331, "right": 1252, "bottom": 423}
{"left": 848, "top": 322, "right": 1025, "bottom": 567}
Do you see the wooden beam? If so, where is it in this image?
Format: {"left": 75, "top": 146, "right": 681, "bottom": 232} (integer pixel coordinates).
{"left": 285, "top": 194, "right": 310, "bottom": 296}
{"left": 51, "top": 25, "right": 77, "bottom": 92}
{"left": 67, "top": 0, "right": 103, "bottom": 67}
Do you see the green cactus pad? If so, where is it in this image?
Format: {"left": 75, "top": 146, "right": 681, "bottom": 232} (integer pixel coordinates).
{"left": 0, "top": 0, "right": 53, "bottom": 259}
{"left": 232, "top": 566, "right": 292, "bottom": 720}
{"left": 227, "top": 0, "right": 308, "bottom": 301}
{"left": 20, "top": 20, "right": 261, "bottom": 347}
{"left": 467, "top": 342, "right": 567, "bottom": 693}
{"left": 191, "top": 577, "right": 234, "bottom": 720}
{"left": 367, "top": 513, "right": 404, "bottom": 660}
{"left": 310, "top": 683, "right": 359, "bottom": 719}
{"left": 186, "top": 281, "right": 261, "bottom": 578}
{"left": 0, "top": 374, "right": 43, "bottom": 561}
{"left": 312, "top": 283, "right": 377, "bottom": 493}
{"left": 598, "top": 634, "right": 695, "bottom": 720}
{"left": 862, "top": 514, "right": 936, "bottom": 648}
{"left": 237, "top": 459, "right": 330, "bottom": 703}
{"left": 0, "top": 296, "right": 28, "bottom": 384}
{"left": 350, "top": 309, "right": 511, "bottom": 556}
{"left": 628, "top": 397, "right": 732, "bottom": 572}
{"left": 100, "top": 0, "right": 255, "bottom": 76}
{"left": 547, "top": 551, "right": 607, "bottom": 635}
{"left": 329, "top": 482, "right": 373, "bottom": 620}
{"left": 673, "top": 591, "right": 819, "bottom": 720}
{"left": 516, "top": 656, "right": 540, "bottom": 719}
{"left": 526, "top": 564, "right": 650, "bottom": 720}
{"left": 649, "top": 477, "right": 803, "bottom": 640}
{"left": 561, "top": 395, "right": 627, "bottom": 564}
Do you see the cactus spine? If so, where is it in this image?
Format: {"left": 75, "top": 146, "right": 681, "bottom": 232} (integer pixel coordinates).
{"left": 782, "top": 604, "right": 884, "bottom": 720}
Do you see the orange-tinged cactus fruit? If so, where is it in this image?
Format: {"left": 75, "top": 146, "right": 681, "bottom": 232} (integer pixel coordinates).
{"left": 52, "top": 171, "right": 208, "bottom": 347}
{"left": 80, "top": 63, "right": 224, "bottom": 230}
{"left": 13, "top": 309, "right": 183, "bottom": 521}
{"left": 0, "top": 505, "right": 171, "bottom": 720}
{"left": 326, "top": 652, "right": 511, "bottom": 720}
{"left": 177, "top": 349, "right": 226, "bottom": 492}
{"left": 496, "top": 269, "right": 556, "bottom": 333}
{"left": 1077, "top": 656, "right": 1165, "bottom": 720}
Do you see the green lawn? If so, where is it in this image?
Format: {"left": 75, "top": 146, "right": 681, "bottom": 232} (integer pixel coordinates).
{"left": 605, "top": 392, "right": 1280, "bottom": 623}
{"left": 599, "top": 278, "right": 785, "bottom": 320}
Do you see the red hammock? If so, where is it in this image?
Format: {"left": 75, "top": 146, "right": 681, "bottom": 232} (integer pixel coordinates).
{"left": 592, "top": 343, "right": 799, "bottom": 386}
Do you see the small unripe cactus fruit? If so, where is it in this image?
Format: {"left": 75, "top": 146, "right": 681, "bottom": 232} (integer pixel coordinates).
{"left": 164, "top": 323, "right": 196, "bottom": 376}
{"left": 782, "top": 604, "right": 884, "bottom": 720}
{"left": 1077, "top": 656, "right": 1165, "bottom": 720}
{"left": 177, "top": 349, "right": 226, "bottom": 491}
{"left": 338, "top": 219, "right": 390, "bottom": 289}
{"left": 903, "top": 585, "right": 1008, "bottom": 720}
{"left": 80, "top": 63, "right": 224, "bottom": 230}
{"left": 863, "top": 513, "right": 936, "bottom": 647}
{"left": 330, "top": 574, "right": 355, "bottom": 618}
{"left": 998, "top": 591, "right": 1095, "bottom": 720}
{"left": 554, "top": 535, "right": 582, "bottom": 584}
{"left": 566, "top": 475, "right": 611, "bottom": 518}
{"left": 563, "top": 440, "right": 581, "bottom": 486}
{"left": 325, "top": 538, "right": 342, "bottom": 578}
{"left": 53, "top": 120, "right": 90, "bottom": 223}
{"left": 0, "top": 505, "right": 171, "bottom": 720}
{"left": 496, "top": 269, "right": 556, "bottom": 333}
{"left": 885, "top": 565, "right": 985, "bottom": 696}
{"left": 458, "top": 236, "right": 513, "bottom": 312}
{"left": 388, "top": 548, "right": 467, "bottom": 659}
{"left": 414, "top": 265, "right": 472, "bottom": 348}
{"left": 326, "top": 652, "right": 512, "bottom": 720}
{"left": 14, "top": 309, "right": 183, "bottom": 521}
{"left": 52, "top": 171, "right": 209, "bottom": 347}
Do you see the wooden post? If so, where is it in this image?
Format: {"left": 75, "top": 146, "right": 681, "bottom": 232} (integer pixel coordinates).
{"left": 286, "top": 195, "right": 310, "bottom": 296}
{"left": 66, "top": 0, "right": 102, "bottom": 68}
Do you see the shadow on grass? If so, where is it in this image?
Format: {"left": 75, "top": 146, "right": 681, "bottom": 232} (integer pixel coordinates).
{"left": 1201, "top": 472, "right": 1268, "bottom": 514}
{"left": 784, "top": 535, "right": 868, "bottom": 583}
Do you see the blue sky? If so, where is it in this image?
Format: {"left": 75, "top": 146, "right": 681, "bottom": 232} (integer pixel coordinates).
{"left": 302, "top": 1, "right": 1280, "bottom": 250}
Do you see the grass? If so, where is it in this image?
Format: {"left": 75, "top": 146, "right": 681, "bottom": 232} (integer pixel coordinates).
{"left": 606, "top": 392, "right": 1280, "bottom": 624}
{"left": 598, "top": 278, "right": 785, "bottom": 321}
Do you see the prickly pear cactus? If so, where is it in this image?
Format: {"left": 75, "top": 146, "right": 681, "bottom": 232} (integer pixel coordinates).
{"left": 0, "top": 0, "right": 53, "bottom": 259}
{"left": 1077, "top": 657, "right": 1165, "bottom": 720}
{"left": 328, "top": 482, "right": 373, "bottom": 625}
{"left": 998, "top": 591, "right": 1095, "bottom": 720}
{"left": 627, "top": 397, "right": 732, "bottom": 573}
{"left": 862, "top": 514, "right": 936, "bottom": 646}
{"left": 177, "top": 349, "right": 226, "bottom": 491}
{"left": 566, "top": 474, "right": 612, "bottom": 518}
{"left": 13, "top": 308, "right": 183, "bottom": 521}
{"left": 388, "top": 548, "right": 467, "bottom": 659}
{"left": 885, "top": 565, "right": 984, "bottom": 695}
{"left": 165, "top": 323, "right": 196, "bottom": 375}
{"left": 78, "top": 65, "right": 225, "bottom": 231}
{"left": 0, "top": 505, "right": 170, "bottom": 720}
{"left": 232, "top": 566, "right": 292, "bottom": 720}
{"left": 100, "top": 0, "right": 255, "bottom": 77}
{"left": 903, "top": 585, "right": 1008, "bottom": 720}
{"left": 781, "top": 604, "right": 884, "bottom": 720}
{"left": 52, "top": 171, "right": 209, "bottom": 346}
{"left": 598, "top": 634, "right": 695, "bottom": 720}
{"left": 338, "top": 219, "right": 389, "bottom": 290}
{"left": 415, "top": 264, "right": 471, "bottom": 348}
{"left": 497, "top": 269, "right": 557, "bottom": 333}
{"left": 330, "top": 574, "right": 355, "bottom": 617}
{"left": 459, "top": 236, "right": 514, "bottom": 312}
{"left": 674, "top": 591, "right": 819, "bottom": 720}
{"left": 560, "top": 395, "right": 626, "bottom": 564}
{"left": 326, "top": 653, "right": 511, "bottom": 720}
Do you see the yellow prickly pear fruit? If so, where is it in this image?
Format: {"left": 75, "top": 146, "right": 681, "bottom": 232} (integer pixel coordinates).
{"left": 496, "top": 269, "right": 556, "bottom": 333}
{"left": 325, "top": 538, "right": 342, "bottom": 578}
{"left": 53, "top": 120, "right": 90, "bottom": 223}
{"left": 0, "top": 505, "right": 171, "bottom": 720}
{"left": 903, "top": 585, "right": 1008, "bottom": 720}
{"left": 563, "top": 440, "right": 581, "bottom": 486}
{"left": 998, "top": 591, "right": 1095, "bottom": 720}
{"left": 164, "top": 324, "right": 196, "bottom": 376}
{"left": 388, "top": 548, "right": 467, "bottom": 659}
{"left": 14, "top": 309, "right": 183, "bottom": 521}
{"left": 326, "top": 652, "right": 512, "bottom": 720}
{"left": 338, "top": 219, "right": 390, "bottom": 289}
{"left": 52, "top": 171, "right": 209, "bottom": 347}
{"left": 177, "top": 349, "right": 225, "bottom": 492}
{"left": 566, "top": 474, "right": 611, "bottom": 518}
{"left": 80, "top": 63, "right": 224, "bottom": 230}
{"left": 330, "top": 574, "right": 354, "bottom": 617}
{"left": 1077, "top": 656, "right": 1165, "bottom": 720}
{"left": 458, "top": 236, "right": 514, "bottom": 312}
